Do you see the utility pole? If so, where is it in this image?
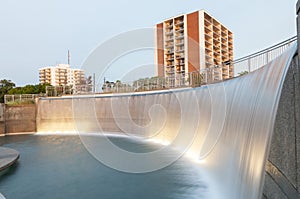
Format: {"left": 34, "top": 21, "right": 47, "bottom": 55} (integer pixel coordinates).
{"left": 93, "top": 73, "right": 96, "bottom": 93}
{"left": 68, "top": 50, "right": 71, "bottom": 66}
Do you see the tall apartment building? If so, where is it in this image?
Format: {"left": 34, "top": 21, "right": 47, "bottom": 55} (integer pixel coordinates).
{"left": 155, "top": 10, "right": 234, "bottom": 86}
{"left": 39, "top": 64, "right": 85, "bottom": 88}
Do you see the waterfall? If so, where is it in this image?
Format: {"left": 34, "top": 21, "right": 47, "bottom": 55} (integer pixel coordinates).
{"left": 37, "top": 45, "right": 297, "bottom": 199}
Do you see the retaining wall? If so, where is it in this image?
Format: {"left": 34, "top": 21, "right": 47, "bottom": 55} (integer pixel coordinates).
{"left": 262, "top": 54, "right": 300, "bottom": 198}
{"left": 0, "top": 104, "right": 36, "bottom": 135}
{"left": 0, "top": 104, "right": 5, "bottom": 136}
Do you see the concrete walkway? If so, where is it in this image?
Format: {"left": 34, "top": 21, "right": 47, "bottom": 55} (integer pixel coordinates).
{"left": 0, "top": 147, "right": 19, "bottom": 172}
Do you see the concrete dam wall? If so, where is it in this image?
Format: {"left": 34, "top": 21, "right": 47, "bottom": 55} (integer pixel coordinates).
{"left": 37, "top": 46, "right": 298, "bottom": 198}
{"left": 0, "top": 104, "right": 36, "bottom": 135}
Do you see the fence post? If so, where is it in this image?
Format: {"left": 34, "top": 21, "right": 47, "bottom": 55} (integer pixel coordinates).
{"left": 248, "top": 59, "right": 251, "bottom": 72}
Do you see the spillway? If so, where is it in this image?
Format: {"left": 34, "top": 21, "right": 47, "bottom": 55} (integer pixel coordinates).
{"left": 37, "top": 45, "right": 298, "bottom": 198}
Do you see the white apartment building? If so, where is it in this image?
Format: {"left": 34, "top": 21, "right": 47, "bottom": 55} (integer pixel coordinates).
{"left": 39, "top": 64, "right": 85, "bottom": 88}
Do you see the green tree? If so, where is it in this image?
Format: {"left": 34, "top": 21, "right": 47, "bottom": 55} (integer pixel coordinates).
{"left": 8, "top": 83, "right": 51, "bottom": 95}
{"left": 7, "top": 87, "right": 22, "bottom": 94}
{"left": 86, "top": 76, "right": 93, "bottom": 85}
{"left": 238, "top": 71, "right": 249, "bottom": 76}
{"left": 37, "top": 83, "right": 51, "bottom": 93}
{"left": 0, "top": 79, "right": 15, "bottom": 103}
{"left": 189, "top": 72, "right": 203, "bottom": 87}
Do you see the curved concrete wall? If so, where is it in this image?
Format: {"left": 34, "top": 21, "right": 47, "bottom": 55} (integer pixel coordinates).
{"left": 263, "top": 53, "right": 300, "bottom": 198}
{"left": 37, "top": 46, "right": 298, "bottom": 198}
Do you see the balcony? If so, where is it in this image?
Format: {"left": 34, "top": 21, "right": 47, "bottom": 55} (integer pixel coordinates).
{"left": 205, "top": 54, "right": 213, "bottom": 60}
{"left": 175, "top": 28, "right": 184, "bottom": 33}
{"left": 175, "top": 20, "right": 184, "bottom": 26}
{"left": 165, "top": 24, "right": 173, "bottom": 29}
{"left": 165, "top": 64, "right": 174, "bottom": 68}
{"left": 204, "top": 19, "right": 211, "bottom": 26}
{"left": 204, "top": 28, "right": 212, "bottom": 37}
{"left": 165, "top": 31, "right": 174, "bottom": 36}
{"left": 175, "top": 34, "right": 184, "bottom": 39}
{"left": 176, "top": 65, "right": 185, "bottom": 73}
{"left": 165, "top": 43, "right": 174, "bottom": 48}
{"left": 165, "top": 50, "right": 174, "bottom": 55}
{"left": 176, "top": 52, "right": 185, "bottom": 56}
{"left": 205, "top": 62, "right": 214, "bottom": 68}
{"left": 214, "top": 45, "right": 221, "bottom": 51}
{"left": 166, "top": 69, "right": 175, "bottom": 74}
{"left": 166, "top": 57, "right": 174, "bottom": 61}
{"left": 205, "top": 40, "right": 213, "bottom": 47}
{"left": 175, "top": 48, "right": 184, "bottom": 53}
{"left": 175, "top": 42, "right": 184, "bottom": 46}
{"left": 165, "top": 37, "right": 174, "bottom": 42}
{"left": 164, "top": 21, "right": 173, "bottom": 28}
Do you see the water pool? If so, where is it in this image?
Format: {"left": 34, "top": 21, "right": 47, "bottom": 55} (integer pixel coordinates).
{"left": 0, "top": 135, "right": 208, "bottom": 199}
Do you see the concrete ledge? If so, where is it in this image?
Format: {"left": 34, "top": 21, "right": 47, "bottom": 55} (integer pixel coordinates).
{"left": 265, "top": 161, "right": 299, "bottom": 199}
{"left": 0, "top": 147, "right": 19, "bottom": 172}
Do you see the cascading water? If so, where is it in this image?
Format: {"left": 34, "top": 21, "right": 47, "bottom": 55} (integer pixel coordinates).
{"left": 37, "top": 45, "right": 297, "bottom": 199}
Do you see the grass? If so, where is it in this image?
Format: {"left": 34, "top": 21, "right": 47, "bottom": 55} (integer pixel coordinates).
{"left": 6, "top": 100, "right": 35, "bottom": 106}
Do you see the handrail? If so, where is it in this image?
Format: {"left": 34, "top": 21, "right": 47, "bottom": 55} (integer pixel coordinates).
{"left": 45, "top": 36, "right": 298, "bottom": 96}
{"left": 233, "top": 36, "right": 297, "bottom": 74}
{"left": 233, "top": 36, "right": 297, "bottom": 64}
{"left": 4, "top": 94, "right": 46, "bottom": 104}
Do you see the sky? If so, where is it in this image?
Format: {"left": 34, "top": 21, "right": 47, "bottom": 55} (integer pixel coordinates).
{"left": 0, "top": 0, "right": 297, "bottom": 86}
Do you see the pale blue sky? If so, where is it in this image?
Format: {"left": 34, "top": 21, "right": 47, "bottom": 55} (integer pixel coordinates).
{"left": 0, "top": 0, "right": 297, "bottom": 86}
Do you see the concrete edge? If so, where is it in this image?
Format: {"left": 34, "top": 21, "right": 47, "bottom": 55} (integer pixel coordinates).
{"left": 5, "top": 132, "right": 36, "bottom": 136}
{"left": 0, "top": 147, "right": 20, "bottom": 173}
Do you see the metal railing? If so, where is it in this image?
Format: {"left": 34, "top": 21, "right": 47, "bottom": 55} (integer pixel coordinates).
{"left": 4, "top": 94, "right": 46, "bottom": 104}
{"left": 101, "top": 36, "right": 297, "bottom": 94}
{"left": 101, "top": 67, "right": 227, "bottom": 93}
{"left": 45, "top": 85, "right": 95, "bottom": 96}
{"left": 233, "top": 36, "right": 297, "bottom": 75}
{"left": 44, "top": 36, "right": 297, "bottom": 96}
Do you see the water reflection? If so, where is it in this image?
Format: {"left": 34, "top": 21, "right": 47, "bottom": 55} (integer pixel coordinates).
{"left": 0, "top": 135, "right": 208, "bottom": 199}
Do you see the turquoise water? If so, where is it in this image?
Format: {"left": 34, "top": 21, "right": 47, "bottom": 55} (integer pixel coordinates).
{"left": 0, "top": 135, "right": 207, "bottom": 199}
